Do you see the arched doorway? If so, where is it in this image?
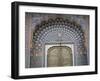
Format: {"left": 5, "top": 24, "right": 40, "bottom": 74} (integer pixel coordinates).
{"left": 31, "top": 18, "right": 88, "bottom": 67}
{"left": 47, "top": 46, "right": 73, "bottom": 67}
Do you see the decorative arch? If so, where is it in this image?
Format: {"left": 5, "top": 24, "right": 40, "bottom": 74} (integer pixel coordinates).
{"left": 31, "top": 18, "right": 88, "bottom": 67}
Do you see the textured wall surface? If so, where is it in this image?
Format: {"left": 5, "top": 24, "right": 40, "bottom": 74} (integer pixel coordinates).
{"left": 25, "top": 13, "right": 89, "bottom": 68}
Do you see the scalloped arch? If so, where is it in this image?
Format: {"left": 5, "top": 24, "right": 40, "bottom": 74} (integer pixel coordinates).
{"left": 31, "top": 17, "right": 88, "bottom": 66}
{"left": 32, "top": 18, "right": 85, "bottom": 48}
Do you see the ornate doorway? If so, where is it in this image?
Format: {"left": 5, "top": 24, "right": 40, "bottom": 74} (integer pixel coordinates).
{"left": 29, "top": 17, "right": 88, "bottom": 68}
{"left": 45, "top": 44, "right": 74, "bottom": 67}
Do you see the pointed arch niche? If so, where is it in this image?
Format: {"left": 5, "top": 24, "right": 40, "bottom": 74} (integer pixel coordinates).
{"left": 31, "top": 18, "right": 89, "bottom": 68}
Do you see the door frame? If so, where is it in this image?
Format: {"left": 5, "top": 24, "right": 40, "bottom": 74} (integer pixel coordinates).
{"left": 45, "top": 43, "right": 74, "bottom": 67}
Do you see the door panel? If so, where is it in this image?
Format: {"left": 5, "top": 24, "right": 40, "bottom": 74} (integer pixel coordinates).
{"left": 47, "top": 46, "right": 73, "bottom": 67}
